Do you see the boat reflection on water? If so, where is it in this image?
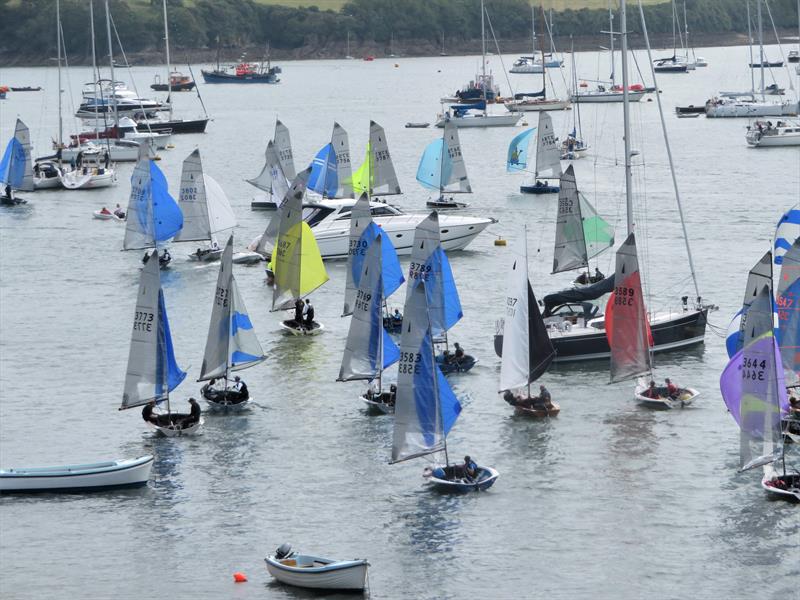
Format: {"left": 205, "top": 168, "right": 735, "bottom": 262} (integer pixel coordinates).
{"left": 399, "top": 492, "right": 465, "bottom": 557}
{"left": 144, "top": 437, "right": 186, "bottom": 507}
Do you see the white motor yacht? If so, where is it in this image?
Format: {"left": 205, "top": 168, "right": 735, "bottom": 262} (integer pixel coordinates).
{"left": 250, "top": 199, "right": 494, "bottom": 260}
{"left": 746, "top": 120, "right": 800, "bottom": 147}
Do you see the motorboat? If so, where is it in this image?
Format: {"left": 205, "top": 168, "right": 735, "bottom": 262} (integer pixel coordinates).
{"left": 201, "top": 61, "right": 280, "bottom": 84}
{"left": 503, "top": 96, "right": 571, "bottom": 112}
{"left": 150, "top": 70, "right": 195, "bottom": 91}
{"left": 253, "top": 199, "right": 493, "bottom": 259}
{"left": 423, "top": 463, "right": 499, "bottom": 493}
{"left": 33, "top": 160, "right": 65, "bottom": 189}
{"left": 653, "top": 56, "right": 689, "bottom": 72}
{"left": 265, "top": 544, "right": 369, "bottom": 591}
{"left": 634, "top": 382, "right": 700, "bottom": 409}
{"left": 0, "top": 455, "right": 153, "bottom": 493}
{"left": 61, "top": 139, "right": 148, "bottom": 163}
{"left": 746, "top": 120, "right": 800, "bottom": 146}
{"left": 435, "top": 102, "right": 521, "bottom": 128}
{"left": 60, "top": 146, "right": 116, "bottom": 189}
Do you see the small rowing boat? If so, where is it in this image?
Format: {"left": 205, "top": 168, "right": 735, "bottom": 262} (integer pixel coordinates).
{"left": 0, "top": 455, "right": 153, "bottom": 493}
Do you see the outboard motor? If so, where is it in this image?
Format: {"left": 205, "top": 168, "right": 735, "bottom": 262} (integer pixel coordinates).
{"left": 275, "top": 543, "right": 293, "bottom": 560}
{"left": 682, "top": 296, "right": 689, "bottom": 312}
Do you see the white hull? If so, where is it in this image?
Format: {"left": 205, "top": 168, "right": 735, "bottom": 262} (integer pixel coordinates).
{"left": 504, "top": 99, "right": 571, "bottom": 112}
{"left": 265, "top": 554, "right": 368, "bottom": 591}
{"left": 362, "top": 394, "right": 394, "bottom": 414}
{"left": 634, "top": 386, "right": 700, "bottom": 409}
{"left": 706, "top": 100, "right": 798, "bottom": 118}
{"left": 571, "top": 90, "right": 645, "bottom": 103}
{"left": 510, "top": 65, "right": 544, "bottom": 74}
{"left": 313, "top": 214, "right": 492, "bottom": 259}
{"left": 61, "top": 170, "right": 116, "bottom": 189}
{"left": 761, "top": 464, "right": 800, "bottom": 500}
{"left": 33, "top": 176, "right": 63, "bottom": 190}
{"left": 189, "top": 249, "right": 223, "bottom": 262}
{"left": 93, "top": 210, "right": 124, "bottom": 221}
{"left": 435, "top": 113, "right": 521, "bottom": 128}
{"left": 232, "top": 251, "right": 263, "bottom": 265}
{"left": 746, "top": 130, "right": 800, "bottom": 147}
{"left": 280, "top": 321, "right": 325, "bottom": 336}
{"left": 0, "top": 455, "right": 153, "bottom": 492}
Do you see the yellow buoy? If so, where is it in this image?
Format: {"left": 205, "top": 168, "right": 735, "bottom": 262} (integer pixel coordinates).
{"left": 494, "top": 237, "right": 507, "bottom": 246}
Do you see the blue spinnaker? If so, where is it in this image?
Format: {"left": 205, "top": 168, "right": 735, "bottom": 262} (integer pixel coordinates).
{"left": 156, "top": 290, "right": 187, "bottom": 398}
{"left": 425, "top": 246, "right": 463, "bottom": 336}
{"left": 416, "top": 138, "right": 449, "bottom": 191}
{"left": 150, "top": 161, "right": 183, "bottom": 243}
{"left": 507, "top": 129, "right": 535, "bottom": 172}
{"left": 414, "top": 329, "right": 462, "bottom": 446}
{"left": 0, "top": 138, "right": 25, "bottom": 188}
{"left": 775, "top": 206, "right": 800, "bottom": 265}
{"left": 308, "top": 143, "right": 338, "bottom": 197}
{"left": 351, "top": 223, "right": 404, "bottom": 298}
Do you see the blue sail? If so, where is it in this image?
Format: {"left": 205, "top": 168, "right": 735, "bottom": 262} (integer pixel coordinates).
{"left": 155, "top": 289, "right": 186, "bottom": 398}
{"left": 351, "top": 223, "right": 405, "bottom": 299}
{"left": 775, "top": 206, "right": 800, "bottom": 265}
{"left": 383, "top": 328, "right": 399, "bottom": 369}
{"left": 0, "top": 138, "right": 25, "bottom": 188}
{"left": 308, "top": 143, "right": 338, "bottom": 197}
{"left": 416, "top": 139, "right": 449, "bottom": 192}
{"left": 414, "top": 328, "right": 462, "bottom": 446}
{"left": 425, "top": 246, "right": 463, "bottom": 336}
{"left": 507, "top": 128, "right": 535, "bottom": 172}
{"left": 150, "top": 161, "right": 183, "bottom": 243}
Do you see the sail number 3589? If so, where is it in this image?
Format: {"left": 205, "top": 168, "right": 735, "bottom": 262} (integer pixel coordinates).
{"left": 614, "top": 286, "right": 636, "bottom": 306}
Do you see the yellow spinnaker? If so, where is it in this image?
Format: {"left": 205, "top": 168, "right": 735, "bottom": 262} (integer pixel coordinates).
{"left": 273, "top": 221, "right": 329, "bottom": 310}
{"left": 351, "top": 142, "right": 373, "bottom": 197}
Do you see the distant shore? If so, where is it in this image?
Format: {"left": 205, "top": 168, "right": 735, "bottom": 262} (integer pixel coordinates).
{"left": 1, "top": 30, "right": 796, "bottom": 68}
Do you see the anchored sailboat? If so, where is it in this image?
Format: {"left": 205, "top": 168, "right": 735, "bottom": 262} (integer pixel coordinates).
{"left": 416, "top": 119, "right": 472, "bottom": 210}
{"left": 499, "top": 229, "right": 558, "bottom": 417}
{"left": 120, "top": 249, "right": 199, "bottom": 436}
{"left": 198, "top": 235, "right": 266, "bottom": 410}
{"left": 392, "top": 282, "right": 498, "bottom": 493}
{"left": 351, "top": 121, "right": 401, "bottom": 201}
{"left": 248, "top": 120, "right": 295, "bottom": 211}
{"left": 0, "top": 119, "right": 34, "bottom": 205}
{"left": 172, "top": 149, "right": 237, "bottom": 262}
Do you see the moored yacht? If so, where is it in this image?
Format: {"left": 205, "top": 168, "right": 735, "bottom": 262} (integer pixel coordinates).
{"left": 746, "top": 119, "right": 800, "bottom": 146}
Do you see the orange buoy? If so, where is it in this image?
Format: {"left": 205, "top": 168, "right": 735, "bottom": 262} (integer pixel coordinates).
{"left": 233, "top": 572, "right": 248, "bottom": 583}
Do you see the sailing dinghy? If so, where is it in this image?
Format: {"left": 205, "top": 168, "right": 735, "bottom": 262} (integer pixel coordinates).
{"left": 307, "top": 122, "right": 354, "bottom": 201}
{"left": 416, "top": 119, "right": 472, "bottom": 209}
{"left": 120, "top": 249, "right": 201, "bottom": 436}
{"left": 517, "top": 112, "right": 561, "bottom": 194}
{"left": 0, "top": 118, "right": 34, "bottom": 205}
{"left": 499, "top": 228, "right": 558, "bottom": 417}
{"left": 392, "top": 282, "right": 498, "bottom": 493}
{"left": 271, "top": 167, "right": 329, "bottom": 335}
{"left": 199, "top": 235, "right": 266, "bottom": 410}
{"left": 351, "top": 120, "right": 402, "bottom": 203}
{"left": 173, "top": 149, "right": 240, "bottom": 263}
{"left": 248, "top": 120, "right": 295, "bottom": 210}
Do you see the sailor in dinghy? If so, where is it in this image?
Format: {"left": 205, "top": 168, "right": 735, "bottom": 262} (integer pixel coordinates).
{"left": 0, "top": 119, "right": 34, "bottom": 206}
{"left": 416, "top": 119, "right": 472, "bottom": 210}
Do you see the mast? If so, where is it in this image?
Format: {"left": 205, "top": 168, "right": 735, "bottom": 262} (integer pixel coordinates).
{"left": 619, "top": 0, "right": 633, "bottom": 235}
{"left": 671, "top": 0, "right": 677, "bottom": 58}
{"left": 162, "top": 0, "right": 173, "bottom": 120}
{"left": 104, "top": 0, "right": 118, "bottom": 128}
{"left": 481, "top": 0, "right": 487, "bottom": 115}
{"left": 683, "top": 1, "right": 690, "bottom": 62}
{"left": 90, "top": 0, "right": 101, "bottom": 144}
{"left": 757, "top": 0, "right": 765, "bottom": 99}
{"left": 56, "top": 0, "right": 63, "bottom": 149}
{"left": 609, "top": 3, "right": 615, "bottom": 86}
{"left": 539, "top": 5, "right": 547, "bottom": 99}
{"left": 530, "top": 5, "right": 536, "bottom": 59}
{"left": 747, "top": 0, "right": 755, "bottom": 94}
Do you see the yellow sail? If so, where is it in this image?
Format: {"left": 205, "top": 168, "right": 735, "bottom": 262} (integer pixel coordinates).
{"left": 273, "top": 221, "right": 329, "bottom": 310}
{"left": 351, "top": 142, "right": 373, "bottom": 197}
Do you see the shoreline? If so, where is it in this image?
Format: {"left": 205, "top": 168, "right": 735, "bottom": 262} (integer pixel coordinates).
{"left": 0, "top": 30, "right": 796, "bottom": 68}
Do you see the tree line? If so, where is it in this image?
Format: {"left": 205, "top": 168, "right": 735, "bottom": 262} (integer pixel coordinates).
{"left": 0, "top": 0, "right": 796, "bottom": 62}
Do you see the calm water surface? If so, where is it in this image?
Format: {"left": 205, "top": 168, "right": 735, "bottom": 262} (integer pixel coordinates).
{"left": 1, "top": 44, "right": 798, "bottom": 599}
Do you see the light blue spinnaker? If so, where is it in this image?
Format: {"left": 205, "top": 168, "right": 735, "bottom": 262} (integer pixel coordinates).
{"left": 775, "top": 206, "right": 800, "bottom": 265}
{"left": 506, "top": 128, "right": 535, "bottom": 172}
{"left": 416, "top": 139, "right": 448, "bottom": 191}
{"left": 0, "top": 119, "right": 34, "bottom": 191}
{"left": 776, "top": 238, "right": 800, "bottom": 377}
{"left": 308, "top": 143, "right": 338, "bottom": 198}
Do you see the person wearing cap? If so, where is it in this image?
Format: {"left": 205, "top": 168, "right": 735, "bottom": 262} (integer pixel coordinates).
{"left": 181, "top": 398, "right": 201, "bottom": 428}
{"left": 463, "top": 455, "right": 478, "bottom": 481}
{"left": 665, "top": 378, "right": 679, "bottom": 399}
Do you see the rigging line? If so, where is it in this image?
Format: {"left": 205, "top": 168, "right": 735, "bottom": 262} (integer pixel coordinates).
{"left": 544, "top": 10, "right": 569, "bottom": 92}
{"left": 483, "top": 9, "right": 514, "bottom": 99}
{"left": 763, "top": 0, "right": 797, "bottom": 95}
{"left": 109, "top": 12, "right": 154, "bottom": 136}
{"left": 637, "top": 0, "right": 702, "bottom": 304}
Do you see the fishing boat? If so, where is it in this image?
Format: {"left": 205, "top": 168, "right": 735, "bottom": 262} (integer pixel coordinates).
{"left": 265, "top": 544, "right": 369, "bottom": 591}
{"left": 351, "top": 121, "right": 402, "bottom": 203}
{"left": 499, "top": 228, "right": 558, "bottom": 418}
{"left": 405, "top": 212, "right": 476, "bottom": 375}
{"left": 392, "top": 281, "right": 498, "bottom": 493}
{"left": 151, "top": 71, "right": 195, "bottom": 92}
{"left": 0, "top": 455, "right": 154, "bottom": 493}
{"left": 60, "top": 146, "right": 116, "bottom": 189}
{"left": 122, "top": 146, "right": 183, "bottom": 268}
{"left": 417, "top": 119, "right": 472, "bottom": 209}
{"left": 0, "top": 119, "right": 34, "bottom": 205}
{"left": 201, "top": 57, "right": 279, "bottom": 84}
{"left": 172, "top": 149, "right": 237, "bottom": 262}
{"left": 198, "top": 235, "right": 266, "bottom": 410}
{"left": 338, "top": 203, "right": 404, "bottom": 414}
{"left": 508, "top": 111, "right": 561, "bottom": 194}
{"left": 271, "top": 168, "right": 329, "bottom": 336}
{"left": 248, "top": 120, "right": 295, "bottom": 211}
{"left": 120, "top": 248, "right": 200, "bottom": 436}
{"left": 746, "top": 120, "right": 800, "bottom": 147}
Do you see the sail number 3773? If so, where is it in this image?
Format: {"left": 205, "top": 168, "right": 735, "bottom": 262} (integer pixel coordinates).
{"left": 133, "top": 311, "right": 154, "bottom": 332}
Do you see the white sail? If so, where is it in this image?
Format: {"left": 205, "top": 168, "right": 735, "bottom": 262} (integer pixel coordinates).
{"left": 552, "top": 165, "right": 587, "bottom": 273}
{"left": 274, "top": 119, "right": 296, "bottom": 180}
{"left": 11, "top": 119, "right": 34, "bottom": 192}
{"left": 200, "top": 236, "right": 266, "bottom": 381}
{"left": 256, "top": 168, "right": 309, "bottom": 256}
{"left": 535, "top": 111, "right": 562, "bottom": 179}
{"left": 123, "top": 156, "right": 156, "bottom": 250}
{"left": 500, "top": 236, "right": 531, "bottom": 391}
{"left": 121, "top": 250, "right": 165, "bottom": 409}
{"left": 331, "top": 122, "right": 354, "bottom": 199}
{"left": 404, "top": 212, "right": 440, "bottom": 304}
{"left": 368, "top": 120, "right": 401, "bottom": 196}
{"left": 442, "top": 119, "right": 471, "bottom": 193}
{"left": 247, "top": 137, "right": 290, "bottom": 198}
{"left": 173, "top": 149, "right": 209, "bottom": 242}
{"left": 339, "top": 235, "right": 384, "bottom": 381}
{"left": 203, "top": 174, "right": 236, "bottom": 237}
{"left": 343, "top": 194, "right": 373, "bottom": 316}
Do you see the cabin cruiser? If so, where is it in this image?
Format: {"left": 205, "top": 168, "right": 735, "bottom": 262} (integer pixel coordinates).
{"left": 705, "top": 95, "right": 799, "bottom": 118}
{"left": 746, "top": 120, "right": 800, "bottom": 147}
{"left": 76, "top": 79, "right": 168, "bottom": 120}
{"left": 250, "top": 199, "right": 494, "bottom": 260}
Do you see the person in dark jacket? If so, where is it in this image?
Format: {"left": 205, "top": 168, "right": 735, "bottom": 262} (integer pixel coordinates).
{"left": 141, "top": 400, "right": 157, "bottom": 424}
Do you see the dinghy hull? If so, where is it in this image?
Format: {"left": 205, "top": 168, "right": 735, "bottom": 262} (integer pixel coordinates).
{"left": 425, "top": 465, "right": 499, "bottom": 493}
{"left": 0, "top": 455, "right": 153, "bottom": 492}
{"left": 265, "top": 554, "right": 369, "bottom": 591}
{"left": 634, "top": 386, "right": 699, "bottom": 409}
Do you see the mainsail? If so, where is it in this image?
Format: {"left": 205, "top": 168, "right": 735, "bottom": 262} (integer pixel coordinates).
{"left": 500, "top": 233, "right": 555, "bottom": 391}
{"left": 338, "top": 235, "right": 401, "bottom": 381}
{"left": 416, "top": 120, "right": 471, "bottom": 195}
{"left": 121, "top": 249, "right": 186, "bottom": 409}
{"left": 274, "top": 119, "right": 296, "bottom": 180}
{"left": 123, "top": 154, "right": 183, "bottom": 250}
{"left": 256, "top": 168, "right": 310, "bottom": 256}
{"left": 352, "top": 121, "right": 401, "bottom": 197}
{"left": 507, "top": 128, "right": 535, "bottom": 172}
{"left": 776, "top": 238, "right": 800, "bottom": 376}
{"left": 331, "top": 122, "right": 354, "bottom": 199}
{"left": 247, "top": 120, "right": 295, "bottom": 192}
{"left": 733, "top": 251, "right": 773, "bottom": 356}
{"left": 173, "top": 149, "right": 236, "bottom": 243}
{"left": 272, "top": 168, "right": 329, "bottom": 311}
{"left": 392, "top": 282, "right": 462, "bottom": 463}
{"left": 607, "top": 233, "right": 652, "bottom": 383}
{"left": 342, "top": 194, "right": 404, "bottom": 316}
{"left": 534, "top": 111, "right": 561, "bottom": 180}
{"left": 552, "top": 165, "right": 613, "bottom": 273}
{"left": 199, "top": 236, "right": 266, "bottom": 381}
{"left": 0, "top": 118, "right": 34, "bottom": 192}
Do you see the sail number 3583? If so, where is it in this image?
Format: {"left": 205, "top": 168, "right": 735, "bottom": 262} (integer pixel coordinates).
{"left": 398, "top": 351, "right": 421, "bottom": 375}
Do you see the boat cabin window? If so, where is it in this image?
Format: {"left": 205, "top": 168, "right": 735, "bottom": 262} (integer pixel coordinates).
{"left": 302, "top": 205, "right": 336, "bottom": 228}
{"left": 371, "top": 205, "right": 399, "bottom": 216}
